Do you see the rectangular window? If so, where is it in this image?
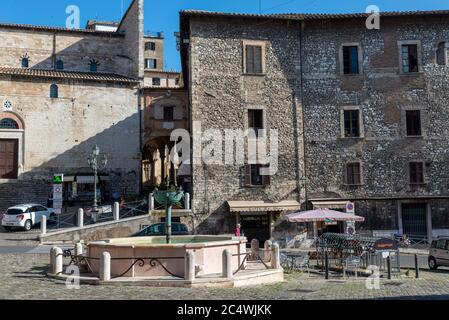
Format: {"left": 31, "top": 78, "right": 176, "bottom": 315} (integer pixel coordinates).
{"left": 145, "top": 42, "right": 156, "bottom": 51}
{"left": 248, "top": 109, "right": 263, "bottom": 136}
{"left": 343, "top": 46, "right": 359, "bottom": 74}
{"left": 244, "top": 164, "right": 270, "bottom": 187}
{"left": 346, "top": 163, "right": 361, "bottom": 185}
{"left": 409, "top": 162, "right": 424, "bottom": 184}
{"left": 245, "top": 45, "right": 263, "bottom": 74}
{"left": 145, "top": 59, "right": 157, "bottom": 69}
{"left": 406, "top": 110, "right": 422, "bottom": 136}
{"left": 163, "top": 106, "right": 174, "bottom": 121}
{"left": 152, "top": 77, "right": 161, "bottom": 86}
{"left": 344, "top": 110, "right": 360, "bottom": 137}
{"left": 402, "top": 44, "right": 419, "bottom": 73}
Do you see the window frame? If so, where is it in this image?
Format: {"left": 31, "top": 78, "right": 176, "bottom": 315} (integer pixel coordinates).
{"left": 248, "top": 109, "right": 264, "bottom": 138}
{"left": 163, "top": 106, "right": 174, "bottom": 121}
{"left": 50, "top": 84, "right": 59, "bottom": 99}
{"left": 344, "top": 162, "right": 363, "bottom": 186}
{"left": 339, "top": 43, "right": 363, "bottom": 75}
{"left": 145, "top": 59, "right": 157, "bottom": 70}
{"left": 145, "top": 42, "right": 156, "bottom": 51}
{"left": 340, "top": 106, "right": 364, "bottom": 138}
{"left": 242, "top": 40, "right": 266, "bottom": 76}
{"left": 405, "top": 110, "right": 422, "bottom": 137}
{"left": 152, "top": 77, "right": 161, "bottom": 86}
{"left": 55, "top": 59, "right": 64, "bottom": 71}
{"left": 436, "top": 41, "right": 449, "bottom": 66}
{"left": 0, "top": 118, "right": 19, "bottom": 130}
{"left": 408, "top": 161, "right": 425, "bottom": 185}
{"left": 244, "top": 164, "right": 271, "bottom": 187}
{"left": 21, "top": 57, "right": 29, "bottom": 68}
{"left": 398, "top": 40, "right": 422, "bottom": 74}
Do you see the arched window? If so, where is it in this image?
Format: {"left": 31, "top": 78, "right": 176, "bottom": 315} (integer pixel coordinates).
{"left": 55, "top": 59, "right": 64, "bottom": 70}
{"left": 0, "top": 118, "right": 19, "bottom": 129}
{"left": 50, "top": 84, "right": 59, "bottom": 98}
{"left": 21, "top": 57, "right": 29, "bottom": 68}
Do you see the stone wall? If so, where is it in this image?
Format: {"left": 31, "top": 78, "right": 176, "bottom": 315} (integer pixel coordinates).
{"left": 188, "top": 17, "right": 304, "bottom": 234}
{"left": 302, "top": 16, "right": 449, "bottom": 231}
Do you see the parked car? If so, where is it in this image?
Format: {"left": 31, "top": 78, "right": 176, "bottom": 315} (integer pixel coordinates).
{"left": 1, "top": 204, "right": 56, "bottom": 231}
{"left": 132, "top": 223, "right": 190, "bottom": 237}
{"left": 428, "top": 237, "right": 449, "bottom": 270}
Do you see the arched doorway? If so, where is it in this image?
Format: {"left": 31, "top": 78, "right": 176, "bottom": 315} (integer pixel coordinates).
{"left": 0, "top": 112, "right": 24, "bottom": 179}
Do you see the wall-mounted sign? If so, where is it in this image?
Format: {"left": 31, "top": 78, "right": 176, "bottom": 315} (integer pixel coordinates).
{"left": 53, "top": 174, "right": 64, "bottom": 184}
{"left": 346, "top": 202, "right": 355, "bottom": 214}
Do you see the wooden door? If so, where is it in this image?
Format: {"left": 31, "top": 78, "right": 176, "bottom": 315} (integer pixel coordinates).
{"left": 0, "top": 139, "right": 18, "bottom": 179}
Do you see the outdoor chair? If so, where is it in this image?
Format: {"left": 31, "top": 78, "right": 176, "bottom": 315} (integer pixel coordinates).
{"left": 343, "top": 256, "right": 361, "bottom": 278}
{"left": 294, "top": 255, "right": 310, "bottom": 275}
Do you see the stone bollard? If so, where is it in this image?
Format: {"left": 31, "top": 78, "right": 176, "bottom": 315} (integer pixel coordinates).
{"left": 184, "top": 193, "right": 191, "bottom": 210}
{"left": 250, "top": 239, "right": 260, "bottom": 261}
{"left": 100, "top": 252, "right": 111, "bottom": 281}
{"left": 271, "top": 243, "right": 281, "bottom": 269}
{"left": 41, "top": 215, "right": 47, "bottom": 235}
{"left": 50, "top": 247, "right": 63, "bottom": 275}
{"left": 74, "top": 242, "right": 83, "bottom": 256}
{"left": 78, "top": 208, "right": 84, "bottom": 228}
{"left": 113, "top": 202, "right": 120, "bottom": 221}
{"left": 264, "top": 240, "right": 272, "bottom": 263}
{"left": 185, "top": 251, "right": 195, "bottom": 281}
{"left": 222, "top": 249, "right": 233, "bottom": 279}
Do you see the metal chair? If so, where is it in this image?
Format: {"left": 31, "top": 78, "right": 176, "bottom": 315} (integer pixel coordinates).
{"left": 343, "top": 256, "right": 361, "bottom": 278}
{"left": 294, "top": 255, "right": 310, "bottom": 275}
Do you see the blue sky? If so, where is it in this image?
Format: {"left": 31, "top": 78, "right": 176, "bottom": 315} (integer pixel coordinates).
{"left": 1, "top": 0, "right": 449, "bottom": 71}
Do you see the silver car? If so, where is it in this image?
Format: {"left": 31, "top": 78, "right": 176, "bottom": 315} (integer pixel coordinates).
{"left": 428, "top": 237, "right": 449, "bottom": 270}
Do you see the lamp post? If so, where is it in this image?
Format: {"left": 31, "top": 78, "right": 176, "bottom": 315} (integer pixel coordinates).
{"left": 87, "top": 145, "right": 108, "bottom": 213}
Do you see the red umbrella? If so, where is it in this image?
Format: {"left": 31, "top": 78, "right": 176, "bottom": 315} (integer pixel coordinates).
{"left": 285, "top": 208, "right": 365, "bottom": 222}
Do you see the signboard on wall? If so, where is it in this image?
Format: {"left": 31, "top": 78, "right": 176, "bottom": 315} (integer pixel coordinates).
{"left": 53, "top": 174, "right": 64, "bottom": 213}
{"left": 346, "top": 202, "right": 355, "bottom": 214}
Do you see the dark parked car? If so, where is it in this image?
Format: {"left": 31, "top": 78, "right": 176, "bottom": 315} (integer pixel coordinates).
{"left": 132, "top": 223, "right": 190, "bottom": 237}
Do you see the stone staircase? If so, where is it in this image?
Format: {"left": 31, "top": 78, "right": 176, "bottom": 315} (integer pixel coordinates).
{"left": 0, "top": 180, "right": 51, "bottom": 212}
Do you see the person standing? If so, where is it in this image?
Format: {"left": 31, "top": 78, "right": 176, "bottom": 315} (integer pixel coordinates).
{"left": 235, "top": 223, "right": 241, "bottom": 237}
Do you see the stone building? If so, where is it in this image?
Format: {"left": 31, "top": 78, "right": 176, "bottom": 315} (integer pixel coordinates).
{"left": 179, "top": 9, "right": 449, "bottom": 242}
{"left": 0, "top": 0, "right": 144, "bottom": 210}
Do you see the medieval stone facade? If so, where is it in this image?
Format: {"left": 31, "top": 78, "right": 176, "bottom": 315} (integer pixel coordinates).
{"left": 180, "top": 10, "right": 449, "bottom": 241}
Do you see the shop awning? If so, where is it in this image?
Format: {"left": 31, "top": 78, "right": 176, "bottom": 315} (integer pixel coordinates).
{"left": 227, "top": 200, "right": 300, "bottom": 213}
{"left": 285, "top": 208, "right": 365, "bottom": 222}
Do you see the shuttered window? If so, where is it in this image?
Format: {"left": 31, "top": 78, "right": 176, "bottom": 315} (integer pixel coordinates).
{"left": 245, "top": 45, "right": 263, "bottom": 74}
{"left": 409, "top": 162, "right": 424, "bottom": 184}
{"left": 346, "top": 163, "right": 361, "bottom": 185}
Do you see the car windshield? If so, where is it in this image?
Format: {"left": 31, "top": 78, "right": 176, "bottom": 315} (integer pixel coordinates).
{"left": 6, "top": 209, "right": 24, "bottom": 215}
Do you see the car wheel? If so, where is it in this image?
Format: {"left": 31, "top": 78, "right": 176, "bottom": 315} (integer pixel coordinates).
{"left": 23, "top": 220, "right": 32, "bottom": 231}
{"left": 429, "top": 257, "right": 438, "bottom": 270}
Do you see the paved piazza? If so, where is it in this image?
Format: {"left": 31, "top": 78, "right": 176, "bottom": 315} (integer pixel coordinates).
{"left": 0, "top": 253, "right": 448, "bottom": 300}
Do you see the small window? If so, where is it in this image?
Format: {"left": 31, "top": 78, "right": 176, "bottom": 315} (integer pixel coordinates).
{"left": 163, "top": 106, "right": 174, "bottom": 121}
{"left": 436, "top": 239, "right": 447, "bottom": 250}
{"left": 152, "top": 77, "right": 161, "bottom": 86}
{"left": 248, "top": 109, "right": 263, "bottom": 137}
{"left": 346, "top": 163, "right": 361, "bottom": 185}
{"left": 89, "top": 62, "right": 98, "bottom": 72}
{"left": 21, "top": 57, "right": 29, "bottom": 68}
{"left": 401, "top": 44, "right": 419, "bottom": 73}
{"left": 437, "top": 42, "right": 447, "bottom": 66}
{"left": 409, "top": 162, "right": 424, "bottom": 184}
{"left": 244, "top": 164, "right": 270, "bottom": 187}
{"left": 245, "top": 45, "right": 263, "bottom": 74}
{"left": 344, "top": 110, "right": 360, "bottom": 137}
{"left": 50, "top": 84, "right": 59, "bottom": 98}
{"left": 0, "top": 118, "right": 19, "bottom": 129}
{"left": 145, "top": 59, "right": 157, "bottom": 69}
{"left": 406, "top": 110, "right": 422, "bottom": 136}
{"left": 145, "top": 42, "right": 156, "bottom": 51}
{"left": 55, "top": 59, "right": 64, "bottom": 70}
{"left": 342, "top": 46, "right": 359, "bottom": 74}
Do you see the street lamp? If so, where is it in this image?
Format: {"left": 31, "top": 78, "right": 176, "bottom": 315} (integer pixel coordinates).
{"left": 87, "top": 145, "right": 108, "bottom": 212}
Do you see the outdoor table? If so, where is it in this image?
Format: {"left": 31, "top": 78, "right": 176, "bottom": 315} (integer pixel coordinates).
{"left": 284, "top": 251, "right": 307, "bottom": 270}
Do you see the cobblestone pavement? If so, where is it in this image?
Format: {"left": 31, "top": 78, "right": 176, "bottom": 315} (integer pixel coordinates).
{"left": 0, "top": 227, "right": 40, "bottom": 246}
{"left": 1, "top": 253, "right": 449, "bottom": 300}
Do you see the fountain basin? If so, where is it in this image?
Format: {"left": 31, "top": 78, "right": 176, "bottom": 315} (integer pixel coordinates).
{"left": 87, "top": 235, "right": 247, "bottom": 278}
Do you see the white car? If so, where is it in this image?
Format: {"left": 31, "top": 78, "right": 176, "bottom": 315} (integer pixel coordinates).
{"left": 1, "top": 204, "right": 55, "bottom": 231}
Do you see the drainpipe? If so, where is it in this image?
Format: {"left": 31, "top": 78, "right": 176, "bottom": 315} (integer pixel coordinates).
{"left": 298, "top": 20, "right": 310, "bottom": 210}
